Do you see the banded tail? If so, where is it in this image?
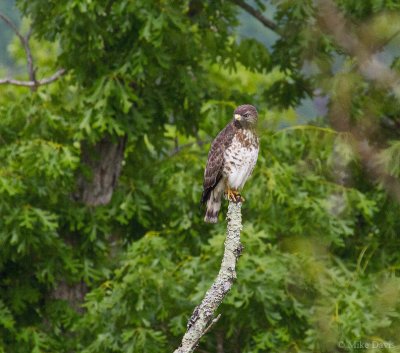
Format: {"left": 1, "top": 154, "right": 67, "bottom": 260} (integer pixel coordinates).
{"left": 201, "top": 179, "right": 224, "bottom": 223}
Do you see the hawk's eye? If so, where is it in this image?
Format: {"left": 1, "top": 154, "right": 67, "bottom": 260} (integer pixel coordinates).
{"left": 243, "top": 113, "right": 249, "bottom": 118}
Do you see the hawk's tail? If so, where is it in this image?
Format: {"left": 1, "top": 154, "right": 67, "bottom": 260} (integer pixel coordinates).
{"left": 203, "top": 179, "right": 224, "bottom": 223}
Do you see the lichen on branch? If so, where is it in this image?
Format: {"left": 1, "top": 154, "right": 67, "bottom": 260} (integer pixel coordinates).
{"left": 174, "top": 201, "right": 243, "bottom": 353}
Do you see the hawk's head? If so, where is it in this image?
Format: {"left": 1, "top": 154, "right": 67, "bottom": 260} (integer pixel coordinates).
{"left": 233, "top": 104, "right": 258, "bottom": 128}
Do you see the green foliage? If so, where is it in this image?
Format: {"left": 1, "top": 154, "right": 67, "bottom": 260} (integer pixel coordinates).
{"left": 0, "top": 0, "right": 400, "bottom": 352}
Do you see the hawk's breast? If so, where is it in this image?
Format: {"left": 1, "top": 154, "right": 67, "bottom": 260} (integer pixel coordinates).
{"left": 223, "top": 129, "right": 259, "bottom": 190}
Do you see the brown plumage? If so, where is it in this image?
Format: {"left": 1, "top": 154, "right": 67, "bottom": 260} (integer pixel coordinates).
{"left": 201, "top": 104, "right": 259, "bottom": 223}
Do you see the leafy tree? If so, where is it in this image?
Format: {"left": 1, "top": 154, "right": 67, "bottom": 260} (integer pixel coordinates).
{"left": 0, "top": 0, "right": 400, "bottom": 352}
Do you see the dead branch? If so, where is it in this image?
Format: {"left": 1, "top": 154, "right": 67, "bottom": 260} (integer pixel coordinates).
{"left": 230, "top": 0, "right": 280, "bottom": 34}
{"left": 0, "top": 11, "right": 66, "bottom": 89}
{"left": 173, "top": 202, "right": 243, "bottom": 353}
{"left": 0, "top": 69, "right": 67, "bottom": 87}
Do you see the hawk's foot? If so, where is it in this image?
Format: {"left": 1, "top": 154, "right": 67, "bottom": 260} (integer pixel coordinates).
{"left": 232, "top": 191, "right": 245, "bottom": 203}
{"left": 225, "top": 189, "right": 244, "bottom": 203}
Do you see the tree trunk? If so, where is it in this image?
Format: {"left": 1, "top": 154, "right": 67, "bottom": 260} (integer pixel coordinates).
{"left": 75, "top": 134, "right": 127, "bottom": 206}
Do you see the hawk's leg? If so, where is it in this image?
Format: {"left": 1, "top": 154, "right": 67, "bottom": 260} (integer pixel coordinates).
{"left": 225, "top": 186, "right": 244, "bottom": 203}
{"left": 226, "top": 188, "right": 237, "bottom": 202}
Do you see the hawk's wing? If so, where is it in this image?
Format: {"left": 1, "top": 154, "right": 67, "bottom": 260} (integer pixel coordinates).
{"left": 201, "top": 122, "right": 236, "bottom": 205}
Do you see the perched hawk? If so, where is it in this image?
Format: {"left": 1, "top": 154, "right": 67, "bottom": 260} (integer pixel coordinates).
{"left": 201, "top": 104, "right": 259, "bottom": 223}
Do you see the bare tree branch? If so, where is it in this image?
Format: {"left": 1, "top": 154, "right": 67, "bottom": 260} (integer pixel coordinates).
{"left": 0, "top": 12, "right": 37, "bottom": 86}
{"left": 174, "top": 202, "right": 243, "bottom": 353}
{"left": 0, "top": 69, "right": 67, "bottom": 87}
{"left": 0, "top": 12, "right": 66, "bottom": 89}
{"left": 230, "top": 0, "right": 280, "bottom": 34}
{"left": 0, "top": 12, "right": 23, "bottom": 43}
{"left": 25, "top": 28, "right": 36, "bottom": 84}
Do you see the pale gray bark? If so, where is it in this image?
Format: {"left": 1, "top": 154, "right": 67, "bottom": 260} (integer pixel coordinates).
{"left": 0, "top": 69, "right": 66, "bottom": 87}
{"left": 174, "top": 202, "right": 243, "bottom": 353}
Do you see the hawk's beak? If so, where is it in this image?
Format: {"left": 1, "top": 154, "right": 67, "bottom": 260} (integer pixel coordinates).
{"left": 234, "top": 114, "right": 241, "bottom": 121}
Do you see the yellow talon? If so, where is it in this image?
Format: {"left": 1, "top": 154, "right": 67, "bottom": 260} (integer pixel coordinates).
{"left": 225, "top": 188, "right": 244, "bottom": 203}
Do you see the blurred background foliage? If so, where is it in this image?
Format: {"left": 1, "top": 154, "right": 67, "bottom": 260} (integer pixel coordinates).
{"left": 0, "top": 0, "right": 400, "bottom": 352}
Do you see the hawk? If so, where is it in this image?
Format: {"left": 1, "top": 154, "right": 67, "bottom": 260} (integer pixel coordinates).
{"left": 201, "top": 104, "right": 259, "bottom": 223}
